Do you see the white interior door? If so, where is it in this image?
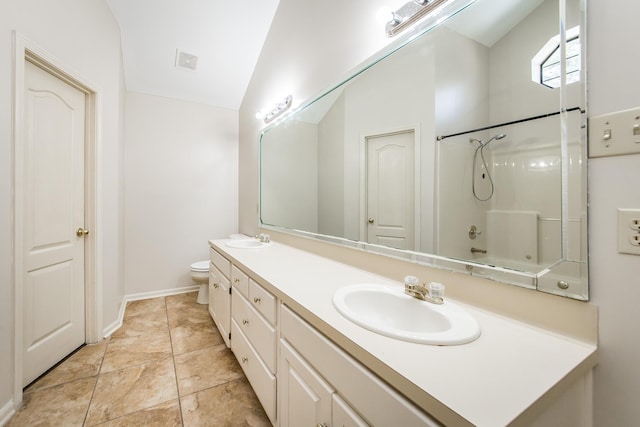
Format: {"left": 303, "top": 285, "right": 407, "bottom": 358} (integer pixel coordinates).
{"left": 22, "top": 60, "right": 86, "bottom": 386}
{"left": 366, "top": 131, "right": 415, "bottom": 250}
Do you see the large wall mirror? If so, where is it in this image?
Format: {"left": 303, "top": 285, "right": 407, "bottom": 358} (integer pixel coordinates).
{"left": 260, "top": 0, "right": 588, "bottom": 300}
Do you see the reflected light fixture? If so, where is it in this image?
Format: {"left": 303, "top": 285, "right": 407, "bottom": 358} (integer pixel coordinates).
{"left": 257, "top": 95, "right": 293, "bottom": 124}
{"left": 385, "top": 0, "right": 450, "bottom": 37}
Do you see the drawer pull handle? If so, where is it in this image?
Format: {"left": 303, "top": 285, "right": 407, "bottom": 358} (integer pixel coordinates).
{"left": 317, "top": 423, "right": 328, "bottom": 427}
{"left": 253, "top": 297, "right": 261, "bottom": 304}
{"left": 241, "top": 357, "right": 248, "bottom": 364}
{"left": 242, "top": 319, "right": 249, "bottom": 325}
{"left": 233, "top": 277, "right": 240, "bottom": 283}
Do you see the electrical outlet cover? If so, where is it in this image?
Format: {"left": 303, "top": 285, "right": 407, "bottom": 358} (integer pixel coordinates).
{"left": 618, "top": 208, "right": 640, "bottom": 255}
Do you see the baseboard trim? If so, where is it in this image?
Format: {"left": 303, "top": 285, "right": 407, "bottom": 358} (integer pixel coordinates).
{"left": 0, "top": 399, "right": 15, "bottom": 427}
{"left": 102, "top": 285, "right": 200, "bottom": 338}
{"left": 124, "top": 285, "right": 200, "bottom": 303}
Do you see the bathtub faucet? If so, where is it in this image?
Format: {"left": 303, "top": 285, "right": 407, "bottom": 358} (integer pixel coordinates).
{"left": 470, "top": 247, "right": 487, "bottom": 254}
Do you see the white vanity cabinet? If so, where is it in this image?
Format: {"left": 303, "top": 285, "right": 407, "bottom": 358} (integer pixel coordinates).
{"left": 209, "top": 247, "right": 231, "bottom": 347}
{"left": 209, "top": 239, "right": 596, "bottom": 426}
{"left": 280, "top": 337, "right": 369, "bottom": 427}
{"left": 332, "top": 394, "right": 369, "bottom": 427}
{"left": 231, "top": 272, "right": 278, "bottom": 424}
{"left": 279, "top": 304, "right": 439, "bottom": 427}
{"left": 279, "top": 338, "right": 334, "bottom": 427}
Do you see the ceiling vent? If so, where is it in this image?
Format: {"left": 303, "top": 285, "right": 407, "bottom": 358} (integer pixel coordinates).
{"left": 175, "top": 49, "right": 198, "bottom": 71}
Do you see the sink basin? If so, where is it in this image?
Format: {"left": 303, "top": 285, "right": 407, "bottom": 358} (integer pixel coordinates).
{"left": 332, "top": 284, "right": 480, "bottom": 345}
{"left": 226, "top": 239, "right": 272, "bottom": 249}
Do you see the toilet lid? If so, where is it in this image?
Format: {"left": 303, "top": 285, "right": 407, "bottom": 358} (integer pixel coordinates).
{"left": 190, "top": 260, "right": 209, "bottom": 272}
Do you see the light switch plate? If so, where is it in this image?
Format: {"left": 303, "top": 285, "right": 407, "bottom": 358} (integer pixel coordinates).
{"left": 618, "top": 208, "right": 640, "bottom": 255}
{"left": 589, "top": 107, "right": 640, "bottom": 158}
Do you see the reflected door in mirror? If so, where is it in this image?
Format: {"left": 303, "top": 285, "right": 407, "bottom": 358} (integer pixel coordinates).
{"left": 366, "top": 131, "right": 415, "bottom": 250}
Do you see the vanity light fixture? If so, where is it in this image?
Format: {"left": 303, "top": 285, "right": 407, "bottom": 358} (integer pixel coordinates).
{"left": 259, "top": 95, "right": 293, "bottom": 124}
{"left": 385, "top": 0, "right": 450, "bottom": 37}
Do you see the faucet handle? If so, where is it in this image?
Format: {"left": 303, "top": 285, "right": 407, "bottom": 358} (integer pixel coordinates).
{"left": 403, "top": 275, "right": 419, "bottom": 288}
{"left": 427, "top": 282, "right": 445, "bottom": 300}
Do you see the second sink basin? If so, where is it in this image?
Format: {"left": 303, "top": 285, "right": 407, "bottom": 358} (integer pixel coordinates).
{"left": 332, "top": 284, "right": 480, "bottom": 345}
{"left": 226, "top": 239, "right": 273, "bottom": 249}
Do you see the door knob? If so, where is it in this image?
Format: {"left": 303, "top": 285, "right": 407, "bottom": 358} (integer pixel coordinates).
{"left": 76, "top": 228, "right": 89, "bottom": 237}
{"left": 368, "top": 218, "right": 375, "bottom": 224}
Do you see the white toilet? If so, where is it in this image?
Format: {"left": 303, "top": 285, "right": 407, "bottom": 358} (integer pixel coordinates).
{"left": 190, "top": 260, "right": 209, "bottom": 304}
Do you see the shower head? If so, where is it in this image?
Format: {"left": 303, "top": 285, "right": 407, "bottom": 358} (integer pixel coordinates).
{"left": 480, "top": 133, "right": 506, "bottom": 146}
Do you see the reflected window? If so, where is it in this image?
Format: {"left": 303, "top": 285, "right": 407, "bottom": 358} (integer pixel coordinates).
{"left": 532, "top": 26, "right": 580, "bottom": 89}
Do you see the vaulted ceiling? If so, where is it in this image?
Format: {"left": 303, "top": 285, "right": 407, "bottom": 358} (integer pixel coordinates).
{"left": 105, "top": 0, "right": 280, "bottom": 110}
{"left": 105, "top": 0, "right": 543, "bottom": 111}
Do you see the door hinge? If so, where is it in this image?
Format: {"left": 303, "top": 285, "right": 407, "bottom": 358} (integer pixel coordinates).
{"left": 229, "top": 332, "right": 231, "bottom": 340}
{"left": 229, "top": 287, "right": 232, "bottom": 295}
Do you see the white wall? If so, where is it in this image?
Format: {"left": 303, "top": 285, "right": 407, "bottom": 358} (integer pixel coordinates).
{"left": 587, "top": 0, "right": 640, "bottom": 424}
{"left": 241, "top": 0, "right": 640, "bottom": 424}
{"left": 0, "top": 0, "right": 125, "bottom": 414}
{"left": 124, "top": 92, "right": 238, "bottom": 295}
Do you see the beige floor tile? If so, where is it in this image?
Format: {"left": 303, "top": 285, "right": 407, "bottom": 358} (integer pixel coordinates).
{"left": 85, "top": 358, "right": 178, "bottom": 425}
{"left": 165, "top": 292, "right": 198, "bottom": 310}
{"left": 170, "top": 320, "right": 224, "bottom": 355}
{"left": 101, "top": 329, "right": 172, "bottom": 373}
{"left": 92, "top": 400, "right": 182, "bottom": 427}
{"left": 112, "top": 309, "right": 168, "bottom": 339}
{"left": 7, "top": 376, "right": 96, "bottom": 427}
{"left": 180, "top": 378, "right": 270, "bottom": 427}
{"left": 8, "top": 293, "right": 268, "bottom": 427}
{"left": 175, "top": 344, "right": 244, "bottom": 396}
{"left": 166, "top": 304, "right": 211, "bottom": 329}
{"left": 124, "top": 297, "right": 166, "bottom": 319}
{"left": 26, "top": 341, "right": 108, "bottom": 392}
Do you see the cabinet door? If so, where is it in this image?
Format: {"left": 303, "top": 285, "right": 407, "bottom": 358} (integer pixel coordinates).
{"left": 214, "top": 272, "right": 231, "bottom": 347}
{"left": 208, "top": 268, "right": 217, "bottom": 320}
{"left": 333, "top": 394, "right": 369, "bottom": 427}
{"left": 279, "top": 339, "right": 334, "bottom": 427}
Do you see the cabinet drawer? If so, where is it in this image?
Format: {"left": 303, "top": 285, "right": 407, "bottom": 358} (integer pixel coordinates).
{"left": 249, "top": 279, "right": 277, "bottom": 325}
{"left": 280, "top": 305, "right": 439, "bottom": 427}
{"left": 232, "top": 288, "right": 276, "bottom": 372}
{"left": 231, "top": 265, "right": 249, "bottom": 297}
{"left": 231, "top": 320, "right": 276, "bottom": 424}
{"left": 209, "top": 247, "right": 230, "bottom": 279}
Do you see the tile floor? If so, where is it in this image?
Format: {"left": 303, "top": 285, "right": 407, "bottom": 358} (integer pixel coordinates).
{"left": 7, "top": 292, "right": 271, "bottom": 426}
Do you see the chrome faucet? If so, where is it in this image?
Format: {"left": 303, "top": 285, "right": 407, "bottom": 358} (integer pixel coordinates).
{"left": 403, "top": 276, "right": 445, "bottom": 305}
{"left": 255, "top": 233, "right": 271, "bottom": 243}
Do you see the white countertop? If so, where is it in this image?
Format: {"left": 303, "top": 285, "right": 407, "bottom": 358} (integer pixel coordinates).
{"left": 210, "top": 239, "right": 597, "bottom": 426}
